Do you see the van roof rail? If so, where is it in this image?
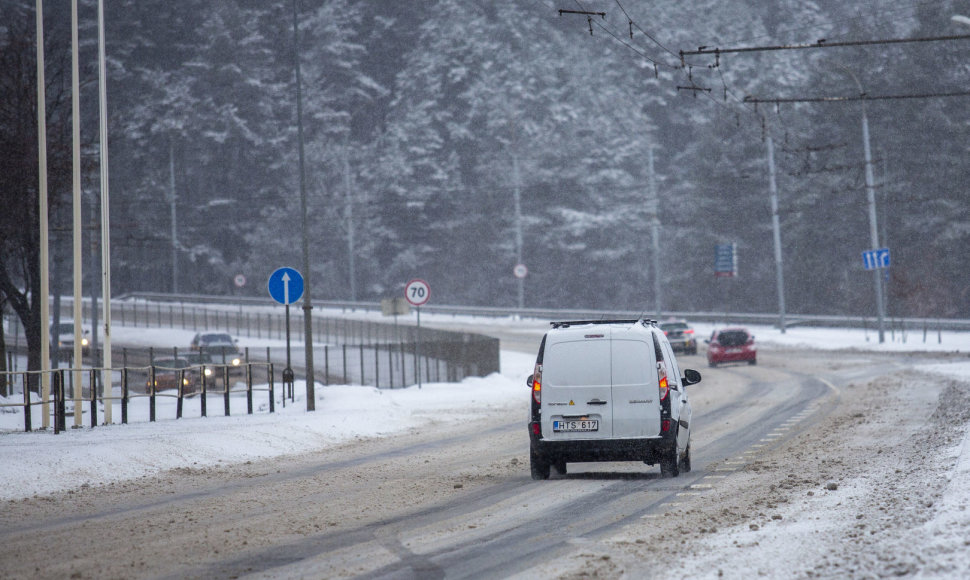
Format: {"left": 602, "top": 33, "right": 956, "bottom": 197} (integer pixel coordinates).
{"left": 550, "top": 319, "right": 648, "bottom": 329}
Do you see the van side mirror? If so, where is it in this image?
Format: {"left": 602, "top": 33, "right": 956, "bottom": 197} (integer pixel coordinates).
{"left": 527, "top": 374, "right": 534, "bottom": 388}
{"left": 682, "top": 369, "right": 702, "bottom": 385}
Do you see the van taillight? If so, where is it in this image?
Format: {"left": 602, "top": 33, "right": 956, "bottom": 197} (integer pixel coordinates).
{"left": 532, "top": 364, "right": 542, "bottom": 405}
{"left": 661, "top": 419, "right": 671, "bottom": 432}
{"left": 658, "top": 363, "right": 669, "bottom": 401}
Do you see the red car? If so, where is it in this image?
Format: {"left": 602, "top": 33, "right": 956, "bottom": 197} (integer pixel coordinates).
{"left": 706, "top": 328, "right": 757, "bottom": 367}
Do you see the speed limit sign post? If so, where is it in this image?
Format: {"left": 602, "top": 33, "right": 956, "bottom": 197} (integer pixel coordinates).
{"left": 404, "top": 279, "right": 430, "bottom": 388}
{"left": 405, "top": 278, "right": 430, "bottom": 307}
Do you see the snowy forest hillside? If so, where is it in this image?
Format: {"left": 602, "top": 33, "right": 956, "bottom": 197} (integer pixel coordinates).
{"left": 3, "top": 0, "right": 970, "bottom": 318}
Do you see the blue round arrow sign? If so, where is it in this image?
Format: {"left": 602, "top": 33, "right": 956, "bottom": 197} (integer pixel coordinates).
{"left": 267, "top": 267, "right": 304, "bottom": 305}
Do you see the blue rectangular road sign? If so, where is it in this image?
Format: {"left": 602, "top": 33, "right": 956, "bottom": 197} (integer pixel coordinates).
{"left": 714, "top": 243, "right": 737, "bottom": 277}
{"left": 861, "top": 248, "right": 890, "bottom": 270}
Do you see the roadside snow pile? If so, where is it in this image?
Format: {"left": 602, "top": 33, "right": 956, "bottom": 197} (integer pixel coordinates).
{"left": 0, "top": 351, "right": 533, "bottom": 500}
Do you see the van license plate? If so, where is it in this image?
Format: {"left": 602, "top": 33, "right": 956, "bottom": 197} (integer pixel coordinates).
{"left": 553, "top": 420, "right": 599, "bottom": 432}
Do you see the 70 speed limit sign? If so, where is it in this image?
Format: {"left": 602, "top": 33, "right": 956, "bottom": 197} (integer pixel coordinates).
{"left": 404, "top": 279, "right": 430, "bottom": 306}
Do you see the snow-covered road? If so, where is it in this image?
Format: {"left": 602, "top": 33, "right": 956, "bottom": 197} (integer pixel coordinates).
{"left": 3, "top": 319, "right": 970, "bottom": 578}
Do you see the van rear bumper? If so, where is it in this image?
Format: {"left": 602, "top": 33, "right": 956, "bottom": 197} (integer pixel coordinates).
{"left": 529, "top": 426, "right": 670, "bottom": 464}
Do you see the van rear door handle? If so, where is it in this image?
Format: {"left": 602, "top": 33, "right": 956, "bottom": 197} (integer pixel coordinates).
{"left": 587, "top": 399, "right": 607, "bottom": 405}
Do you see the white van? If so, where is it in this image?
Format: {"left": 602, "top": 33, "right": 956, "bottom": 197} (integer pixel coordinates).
{"left": 527, "top": 319, "right": 701, "bottom": 479}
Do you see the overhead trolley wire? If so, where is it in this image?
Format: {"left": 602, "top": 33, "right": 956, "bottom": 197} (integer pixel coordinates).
{"left": 569, "top": 0, "right": 681, "bottom": 70}
{"left": 552, "top": 1, "right": 885, "bottom": 149}
{"left": 744, "top": 90, "right": 970, "bottom": 104}
{"left": 612, "top": 0, "right": 682, "bottom": 63}
{"left": 711, "top": 0, "right": 939, "bottom": 47}
{"left": 680, "top": 33, "right": 970, "bottom": 59}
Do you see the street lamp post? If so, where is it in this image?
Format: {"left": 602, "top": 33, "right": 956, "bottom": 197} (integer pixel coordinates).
{"left": 291, "top": 0, "right": 315, "bottom": 409}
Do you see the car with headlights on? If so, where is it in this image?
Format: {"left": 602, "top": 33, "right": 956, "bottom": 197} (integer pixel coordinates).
{"left": 50, "top": 322, "right": 91, "bottom": 356}
{"left": 146, "top": 357, "right": 199, "bottom": 394}
{"left": 182, "top": 352, "right": 216, "bottom": 381}
{"left": 659, "top": 319, "right": 697, "bottom": 355}
{"left": 190, "top": 332, "right": 243, "bottom": 368}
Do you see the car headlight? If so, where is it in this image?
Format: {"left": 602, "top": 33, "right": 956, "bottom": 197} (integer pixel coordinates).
{"left": 231, "top": 358, "right": 241, "bottom": 366}
{"left": 81, "top": 338, "right": 89, "bottom": 347}
{"left": 204, "top": 368, "right": 213, "bottom": 377}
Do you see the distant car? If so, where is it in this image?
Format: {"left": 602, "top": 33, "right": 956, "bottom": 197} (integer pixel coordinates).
{"left": 146, "top": 357, "right": 199, "bottom": 394}
{"left": 706, "top": 328, "right": 757, "bottom": 367}
{"left": 49, "top": 322, "right": 91, "bottom": 355}
{"left": 659, "top": 319, "right": 697, "bottom": 355}
{"left": 181, "top": 352, "right": 215, "bottom": 380}
{"left": 190, "top": 332, "right": 243, "bottom": 366}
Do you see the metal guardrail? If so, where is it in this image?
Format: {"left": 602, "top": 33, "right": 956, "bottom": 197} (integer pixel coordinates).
{"left": 114, "top": 292, "right": 970, "bottom": 332}
{"left": 4, "top": 296, "right": 501, "bottom": 384}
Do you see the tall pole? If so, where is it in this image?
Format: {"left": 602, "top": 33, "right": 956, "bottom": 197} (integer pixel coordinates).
{"left": 98, "top": 0, "right": 113, "bottom": 422}
{"left": 648, "top": 147, "right": 661, "bottom": 319}
{"left": 837, "top": 65, "right": 885, "bottom": 343}
{"left": 36, "top": 0, "right": 52, "bottom": 428}
{"left": 71, "top": 0, "right": 83, "bottom": 426}
{"left": 824, "top": 64, "right": 885, "bottom": 342}
{"left": 861, "top": 104, "right": 886, "bottom": 343}
{"left": 512, "top": 154, "right": 524, "bottom": 310}
{"left": 766, "top": 135, "right": 786, "bottom": 333}
{"left": 344, "top": 147, "right": 356, "bottom": 302}
{"left": 292, "top": 0, "right": 315, "bottom": 409}
{"left": 169, "top": 137, "right": 178, "bottom": 294}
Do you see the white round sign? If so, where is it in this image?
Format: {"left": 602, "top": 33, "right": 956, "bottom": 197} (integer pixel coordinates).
{"left": 234, "top": 274, "right": 247, "bottom": 288}
{"left": 404, "top": 278, "right": 430, "bottom": 306}
{"left": 513, "top": 264, "right": 528, "bottom": 279}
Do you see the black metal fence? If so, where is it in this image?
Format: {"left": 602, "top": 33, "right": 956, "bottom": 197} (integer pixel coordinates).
{"left": 0, "top": 362, "right": 275, "bottom": 434}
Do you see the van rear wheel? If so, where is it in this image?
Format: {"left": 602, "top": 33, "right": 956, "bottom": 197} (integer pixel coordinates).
{"left": 679, "top": 443, "right": 692, "bottom": 473}
{"left": 660, "top": 440, "right": 680, "bottom": 478}
{"left": 530, "top": 448, "right": 551, "bottom": 480}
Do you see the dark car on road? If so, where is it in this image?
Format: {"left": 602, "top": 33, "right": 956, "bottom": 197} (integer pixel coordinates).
{"left": 659, "top": 319, "right": 698, "bottom": 355}
{"left": 146, "top": 357, "right": 199, "bottom": 394}
{"left": 706, "top": 328, "right": 757, "bottom": 367}
{"left": 182, "top": 352, "right": 215, "bottom": 381}
{"left": 190, "top": 333, "right": 243, "bottom": 366}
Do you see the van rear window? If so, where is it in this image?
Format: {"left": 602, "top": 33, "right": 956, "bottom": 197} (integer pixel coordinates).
{"left": 544, "top": 340, "right": 611, "bottom": 387}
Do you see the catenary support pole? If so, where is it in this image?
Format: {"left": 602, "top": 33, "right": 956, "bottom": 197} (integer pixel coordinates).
{"left": 648, "top": 147, "right": 661, "bottom": 319}
{"left": 766, "top": 135, "right": 787, "bottom": 333}
{"left": 169, "top": 137, "right": 178, "bottom": 294}
{"left": 858, "top": 90, "right": 886, "bottom": 343}
{"left": 513, "top": 154, "right": 524, "bottom": 311}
